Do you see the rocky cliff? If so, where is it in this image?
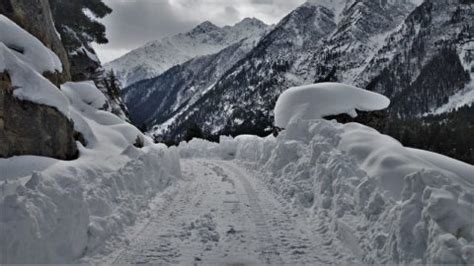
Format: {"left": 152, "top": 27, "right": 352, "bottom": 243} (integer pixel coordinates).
{"left": 0, "top": 0, "right": 78, "bottom": 159}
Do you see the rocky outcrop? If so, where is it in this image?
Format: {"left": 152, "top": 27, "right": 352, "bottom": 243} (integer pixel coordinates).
{"left": 1, "top": 1, "right": 79, "bottom": 160}
{"left": 0, "top": 72, "right": 78, "bottom": 159}
{"left": 0, "top": 0, "right": 71, "bottom": 85}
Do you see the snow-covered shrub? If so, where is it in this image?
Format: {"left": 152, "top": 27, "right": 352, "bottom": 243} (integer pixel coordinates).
{"left": 274, "top": 83, "right": 390, "bottom": 128}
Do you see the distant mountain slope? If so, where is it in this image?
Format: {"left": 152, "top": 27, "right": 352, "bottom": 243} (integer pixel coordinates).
{"left": 152, "top": 0, "right": 420, "bottom": 137}
{"left": 105, "top": 18, "right": 269, "bottom": 87}
{"left": 123, "top": 39, "right": 264, "bottom": 129}
{"left": 360, "top": 0, "right": 473, "bottom": 117}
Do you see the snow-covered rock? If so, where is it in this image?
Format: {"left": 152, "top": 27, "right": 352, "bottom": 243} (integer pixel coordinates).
{"left": 0, "top": 15, "right": 68, "bottom": 116}
{"left": 274, "top": 83, "right": 390, "bottom": 128}
{"left": 0, "top": 15, "right": 62, "bottom": 73}
{"left": 105, "top": 18, "right": 269, "bottom": 87}
{"left": 0, "top": 17, "right": 182, "bottom": 264}
{"left": 0, "top": 42, "right": 69, "bottom": 116}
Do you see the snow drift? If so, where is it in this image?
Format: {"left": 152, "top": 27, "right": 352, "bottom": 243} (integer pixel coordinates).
{"left": 0, "top": 16, "right": 182, "bottom": 264}
{"left": 274, "top": 83, "right": 390, "bottom": 128}
{"left": 0, "top": 15, "right": 62, "bottom": 73}
{"left": 179, "top": 83, "right": 474, "bottom": 264}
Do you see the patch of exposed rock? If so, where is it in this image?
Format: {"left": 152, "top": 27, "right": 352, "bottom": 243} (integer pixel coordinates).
{"left": 0, "top": 72, "right": 78, "bottom": 159}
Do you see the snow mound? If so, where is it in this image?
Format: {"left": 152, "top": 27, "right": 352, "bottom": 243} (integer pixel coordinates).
{"left": 0, "top": 42, "right": 70, "bottom": 116}
{"left": 179, "top": 118, "right": 474, "bottom": 264}
{"left": 274, "top": 83, "right": 390, "bottom": 128}
{"left": 0, "top": 15, "right": 68, "bottom": 116}
{"left": 62, "top": 81, "right": 107, "bottom": 110}
{"left": 339, "top": 122, "right": 474, "bottom": 200}
{"left": 0, "top": 18, "right": 182, "bottom": 264}
{"left": 0, "top": 15, "right": 62, "bottom": 73}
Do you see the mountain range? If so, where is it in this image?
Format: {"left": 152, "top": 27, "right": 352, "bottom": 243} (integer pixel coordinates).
{"left": 110, "top": 0, "right": 473, "bottom": 162}
{"left": 105, "top": 18, "right": 270, "bottom": 87}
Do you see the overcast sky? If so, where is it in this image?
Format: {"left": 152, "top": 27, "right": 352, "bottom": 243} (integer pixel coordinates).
{"left": 93, "top": 0, "right": 305, "bottom": 63}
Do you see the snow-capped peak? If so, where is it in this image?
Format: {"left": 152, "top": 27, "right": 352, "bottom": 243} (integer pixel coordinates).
{"left": 105, "top": 18, "right": 269, "bottom": 87}
{"left": 188, "top": 20, "right": 220, "bottom": 35}
{"left": 234, "top": 17, "right": 267, "bottom": 28}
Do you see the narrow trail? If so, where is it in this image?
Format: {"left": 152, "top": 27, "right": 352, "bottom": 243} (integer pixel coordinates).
{"left": 111, "top": 159, "right": 359, "bottom": 265}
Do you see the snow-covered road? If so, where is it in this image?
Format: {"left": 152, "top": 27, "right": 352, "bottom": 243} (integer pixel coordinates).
{"left": 109, "top": 159, "right": 360, "bottom": 265}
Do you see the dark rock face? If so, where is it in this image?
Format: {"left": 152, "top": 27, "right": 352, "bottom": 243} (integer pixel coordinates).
{"left": 0, "top": 0, "right": 71, "bottom": 85}
{"left": 0, "top": 72, "right": 78, "bottom": 160}
{"left": 0, "top": 1, "right": 79, "bottom": 160}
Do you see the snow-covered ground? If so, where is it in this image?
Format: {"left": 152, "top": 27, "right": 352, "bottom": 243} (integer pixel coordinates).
{"left": 178, "top": 118, "right": 474, "bottom": 264}
{"left": 1, "top": 14, "right": 473, "bottom": 264}
{"left": 176, "top": 83, "right": 474, "bottom": 264}
{"left": 86, "top": 159, "right": 359, "bottom": 265}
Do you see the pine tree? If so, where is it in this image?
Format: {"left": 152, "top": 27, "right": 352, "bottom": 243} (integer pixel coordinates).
{"left": 49, "top": 0, "right": 112, "bottom": 46}
{"left": 184, "top": 123, "right": 204, "bottom": 142}
{"left": 104, "top": 70, "right": 121, "bottom": 100}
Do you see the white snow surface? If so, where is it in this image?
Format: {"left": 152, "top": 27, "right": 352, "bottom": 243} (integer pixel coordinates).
{"left": 178, "top": 118, "right": 474, "bottom": 264}
{"left": 0, "top": 20, "right": 182, "bottom": 264}
{"left": 274, "top": 83, "right": 390, "bottom": 128}
{"left": 0, "top": 15, "right": 62, "bottom": 73}
{"left": 0, "top": 42, "right": 70, "bottom": 116}
{"left": 0, "top": 77, "right": 182, "bottom": 263}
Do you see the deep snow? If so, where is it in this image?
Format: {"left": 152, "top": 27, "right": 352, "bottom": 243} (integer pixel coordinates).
{"left": 274, "top": 83, "right": 390, "bottom": 128}
{"left": 178, "top": 118, "right": 474, "bottom": 264}
{"left": 0, "top": 15, "right": 62, "bottom": 73}
{"left": 0, "top": 16, "right": 182, "bottom": 264}
{"left": 178, "top": 83, "right": 474, "bottom": 264}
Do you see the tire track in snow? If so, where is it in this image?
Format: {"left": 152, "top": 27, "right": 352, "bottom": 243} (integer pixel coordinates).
{"left": 209, "top": 162, "right": 284, "bottom": 265}
{"left": 221, "top": 161, "right": 361, "bottom": 264}
{"left": 111, "top": 179, "right": 197, "bottom": 264}
{"left": 107, "top": 159, "right": 360, "bottom": 265}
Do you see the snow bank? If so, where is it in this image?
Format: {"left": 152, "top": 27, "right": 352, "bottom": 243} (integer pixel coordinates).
{"left": 0, "top": 18, "right": 182, "bottom": 264}
{"left": 179, "top": 82, "right": 473, "bottom": 264}
{"left": 0, "top": 15, "right": 62, "bottom": 73}
{"left": 179, "top": 119, "right": 474, "bottom": 264}
{"left": 274, "top": 83, "right": 390, "bottom": 128}
{"left": 0, "top": 78, "right": 182, "bottom": 263}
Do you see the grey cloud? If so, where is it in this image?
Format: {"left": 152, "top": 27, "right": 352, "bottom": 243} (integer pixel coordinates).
{"left": 250, "top": 0, "right": 274, "bottom": 5}
{"left": 102, "top": 0, "right": 198, "bottom": 50}
{"left": 223, "top": 6, "right": 240, "bottom": 22}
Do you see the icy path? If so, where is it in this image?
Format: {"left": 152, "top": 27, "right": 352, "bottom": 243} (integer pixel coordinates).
{"left": 109, "top": 159, "right": 360, "bottom": 265}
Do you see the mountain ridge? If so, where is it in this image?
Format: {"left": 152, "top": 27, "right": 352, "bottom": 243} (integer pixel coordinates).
{"left": 105, "top": 18, "right": 270, "bottom": 87}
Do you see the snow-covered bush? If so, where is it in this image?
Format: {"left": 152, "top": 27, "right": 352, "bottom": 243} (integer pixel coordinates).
{"left": 274, "top": 83, "right": 390, "bottom": 128}
{"left": 0, "top": 15, "right": 182, "bottom": 264}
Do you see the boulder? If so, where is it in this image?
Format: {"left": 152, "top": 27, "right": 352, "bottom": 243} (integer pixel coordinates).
{"left": 0, "top": 72, "right": 78, "bottom": 160}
